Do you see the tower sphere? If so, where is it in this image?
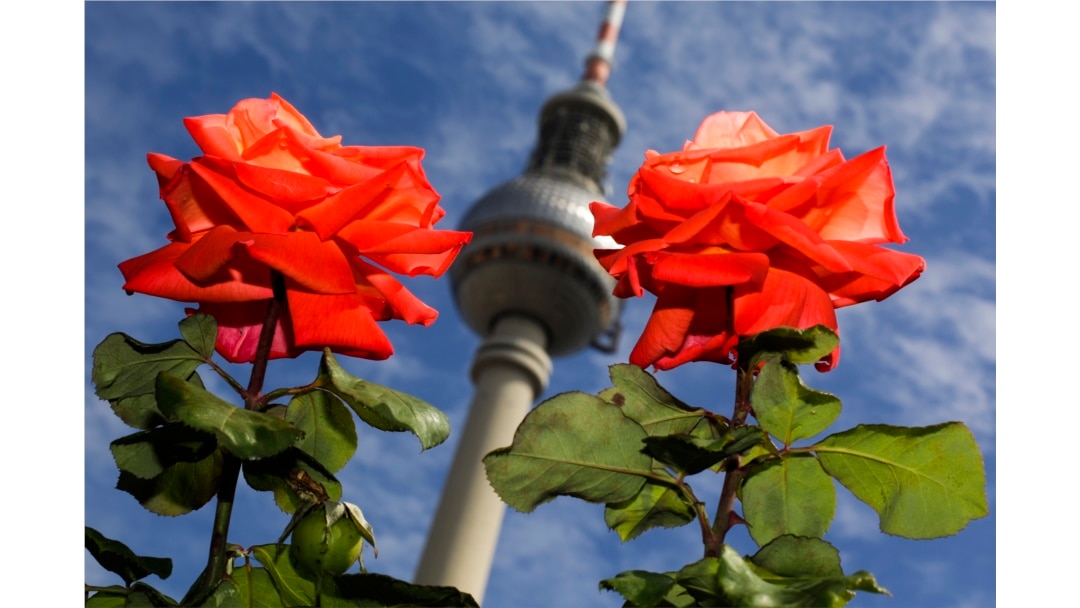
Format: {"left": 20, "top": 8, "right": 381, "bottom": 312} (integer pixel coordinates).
{"left": 450, "top": 81, "right": 626, "bottom": 357}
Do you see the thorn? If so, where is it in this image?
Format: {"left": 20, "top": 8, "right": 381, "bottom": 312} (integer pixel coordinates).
{"left": 727, "top": 511, "right": 748, "bottom": 529}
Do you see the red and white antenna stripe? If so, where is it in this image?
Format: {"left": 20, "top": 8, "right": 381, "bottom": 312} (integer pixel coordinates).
{"left": 582, "top": 0, "right": 627, "bottom": 86}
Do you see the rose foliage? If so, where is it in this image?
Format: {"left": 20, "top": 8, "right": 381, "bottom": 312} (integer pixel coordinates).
{"left": 119, "top": 93, "right": 472, "bottom": 363}
{"left": 485, "top": 112, "right": 986, "bottom": 607}
{"left": 89, "top": 95, "right": 478, "bottom": 607}
{"left": 590, "top": 111, "right": 926, "bottom": 371}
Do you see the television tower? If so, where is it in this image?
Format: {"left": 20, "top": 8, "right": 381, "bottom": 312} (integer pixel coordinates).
{"left": 413, "top": 1, "right": 628, "bottom": 602}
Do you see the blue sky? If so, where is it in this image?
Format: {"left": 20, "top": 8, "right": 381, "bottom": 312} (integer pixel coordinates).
{"left": 77, "top": 2, "right": 997, "bottom": 606}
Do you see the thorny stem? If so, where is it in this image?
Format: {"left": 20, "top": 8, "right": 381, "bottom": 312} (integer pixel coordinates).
{"left": 712, "top": 456, "right": 746, "bottom": 546}
{"left": 731, "top": 362, "right": 754, "bottom": 427}
{"left": 709, "top": 358, "right": 756, "bottom": 549}
{"left": 195, "top": 271, "right": 287, "bottom": 599}
{"left": 695, "top": 502, "right": 721, "bottom": 558}
{"left": 672, "top": 475, "right": 721, "bottom": 558}
{"left": 244, "top": 272, "right": 287, "bottom": 404}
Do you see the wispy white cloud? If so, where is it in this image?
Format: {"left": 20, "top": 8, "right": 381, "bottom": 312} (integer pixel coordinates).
{"left": 487, "top": 504, "right": 622, "bottom": 608}
{"left": 837, "top": 252, "right": 996, "bottom": 447}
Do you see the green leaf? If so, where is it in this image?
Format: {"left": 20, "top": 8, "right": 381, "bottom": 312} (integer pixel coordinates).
{"left": 199, "top": 580, "right": 239, "bottom": 607}
{"left": 677, "top": 552, "right": 762, "bottom": 605}
{"left": 605, "top": 467, "right": 696, "bottom": 542}
{"left": 724, "top": 426, "right": 772, "bottom": 458}
{"left": 641, "top": 435, "right": 730, "bottom": 476}
{"left": 642, "top": 426, "right": 767, "bottom": 476}
{"left": 178, "top": 314, "right": 218, "bottom": 359}
{"left": 128, "top": 582, "right": 179, "bottom": 607}
{"left": 600, "top": 364, "right": 714, "bottom": 436}
{"left": 735, "top": 325, "right": 839, "bottom": 367}
{"left": 741, "top": 455, "right": 836, "bottom": 547}
{"left": 599, "top": 570, "right": 695, "bottom": 607}
{"left": 155, "top": 373, "right": 304, "bottom": 460}
{"left": 85, "top": 587, "right": 129, "bottom": 608}
{"left": 677, "top": 546, "right": 884, "bottom": 607}
{"left": 202, "top": 567, "right": 282, "bottom": 608}
{"left": 243, "top": 448, "right": 343, "bottom": 514}
{"left": 750, "top": 535, "right": 842, "bottom": 578}
{"left": 85, "top": 527, "right": 173, "bottom": 585}
{"left": 815, "top": 423, "right": 988, "bottom": 539}
{"left": 323, "top": 573, "right": 480, "bottom": 607}
{"left": 752, "top": 358, "right": 841, "bottom": 445}
{"left": 109, "top": 394, "right": 168, "bottom": 432}
{"left": 285, "top": 390, "right": 358, "bottom": 474}
{"left": 110, "top": 424, "right": 217, "bottom": 480}
{"left": 92, "top": 331, "right": 204, "bottom": 402}
{"left": 116, "top": 448, "right": 223, "bottom": 516}
{"left": 250, "top": 544, "right": 319, "bottom": 607}
{"left": 318, "top": 349, "right": 449, "bottom": 450}
{"left": 484, "top": 391, "right": 653, "bottom": 512}
{"left": 85, "top": 583, "right": 178, "bottom": 608}
{"left": 109, "top": 372, "right": 207, "bottom": 431}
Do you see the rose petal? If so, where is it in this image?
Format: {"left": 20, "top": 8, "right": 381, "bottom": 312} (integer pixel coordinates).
{"left": 336, "top": 221, "right": 473, "bottom": 277}
{"left": 741, "top": 201, "right": 853, "bottom": 273}
{"left": 286, "top": 289, "right": 394, "bottom": 360}
{"left": 809, "top": 147, "right": 906, "bottom": 244}
{"left": 733, "top": 267, "right": 838, "bottom": 338}
{"left": 239, "top": 232, "right": 358, "bottom": 294}
{"left": 351, "top": 258, "right": 439, "bottom": 326}
{"left": 690, "top": 111, "right": 781, "bottom": 149}
{"left": 662, "top": 194, "right": 779, "bottom": 252}
{"left": 231, "top": 160, "right": 334, "bottom": 211}
{"left": 632, "top": 286, "right": 738, "bottom": 370}
{"left": 593, "top": 238, "right": 667, "bottom": 293}
{"left": 817, "top": 241, "right": 926, "bottom": 306}
{"left": 183, "top": 114, "right": 244, "bottom": 160}
{"left": 629, "top": 294, "right": 696, "bottom": 369}
{"left": 268, "top": 93, "right": 327, "bottom": 141}
{"left": 147, "top": 153, "right": 185, "bottom": 186}
{"left": 173, "top": 225, "right": 248, "bottom": 283}
{"left": 155, "top": 162, "right": 240, "bottom": 239}
{"left": 649, "top": 252, "right": 769, "bottom": 288}
{"left": 295, "top": 163, "right": 411, "bottom": 239}
{"left": 636, "top": 166, "right": 720, "bottom": 219}
{"left": 189, "top": 158, "right": 297, "bottom": 233}
{"left": 301, "top": 145, "right": 423, "bottom": 187}
{"left": 120, "top": 240, "right": 272, "bottom": 303}
{"left": 192, "top": 301, "right": 294, "bottom": 363}
{"left": 363, "top": 162, "right": 442, "bottom": 226}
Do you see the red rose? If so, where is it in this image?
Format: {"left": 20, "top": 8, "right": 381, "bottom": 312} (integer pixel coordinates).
{"left": 590, "top": 111, "right": 925, "bottom": 372}
{"left": 119, "top": 93, "right": 472, "bottom": 363}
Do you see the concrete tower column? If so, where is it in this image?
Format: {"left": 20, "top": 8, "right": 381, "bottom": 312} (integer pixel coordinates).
{"left": 413, "top": 314, "right": 552, "bottom": 602}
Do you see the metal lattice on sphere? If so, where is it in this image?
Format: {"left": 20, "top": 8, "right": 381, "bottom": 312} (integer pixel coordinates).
{"left": 450, "top": 78, "right": 626, "bottom": 357}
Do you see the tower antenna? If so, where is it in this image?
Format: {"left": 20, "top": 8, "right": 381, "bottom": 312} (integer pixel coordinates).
{"left": 582, "top": 0, "right": 627, "bottom": 86}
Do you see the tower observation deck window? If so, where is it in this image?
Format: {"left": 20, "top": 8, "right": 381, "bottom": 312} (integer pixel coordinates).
{"left": 527, "top": 105, "right": 617, "bottom": 188}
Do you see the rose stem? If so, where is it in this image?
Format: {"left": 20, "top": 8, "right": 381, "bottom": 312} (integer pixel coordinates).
{"left": 196, "top": 270, "right": 287, "bottom": 597}
{"left": 710, "top": 359, "right": 754, "bottom": 547}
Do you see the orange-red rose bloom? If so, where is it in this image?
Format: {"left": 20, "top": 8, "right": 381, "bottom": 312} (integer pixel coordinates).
{"left": 119, "top": 93, "right": 472, "bottom": 363}
{"left": 591, "top": 111, "right": 925, "bottom": 372}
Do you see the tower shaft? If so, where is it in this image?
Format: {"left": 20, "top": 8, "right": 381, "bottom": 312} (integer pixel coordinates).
{"left": 412, "top": 315, "right": 551, "bottom": 601}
